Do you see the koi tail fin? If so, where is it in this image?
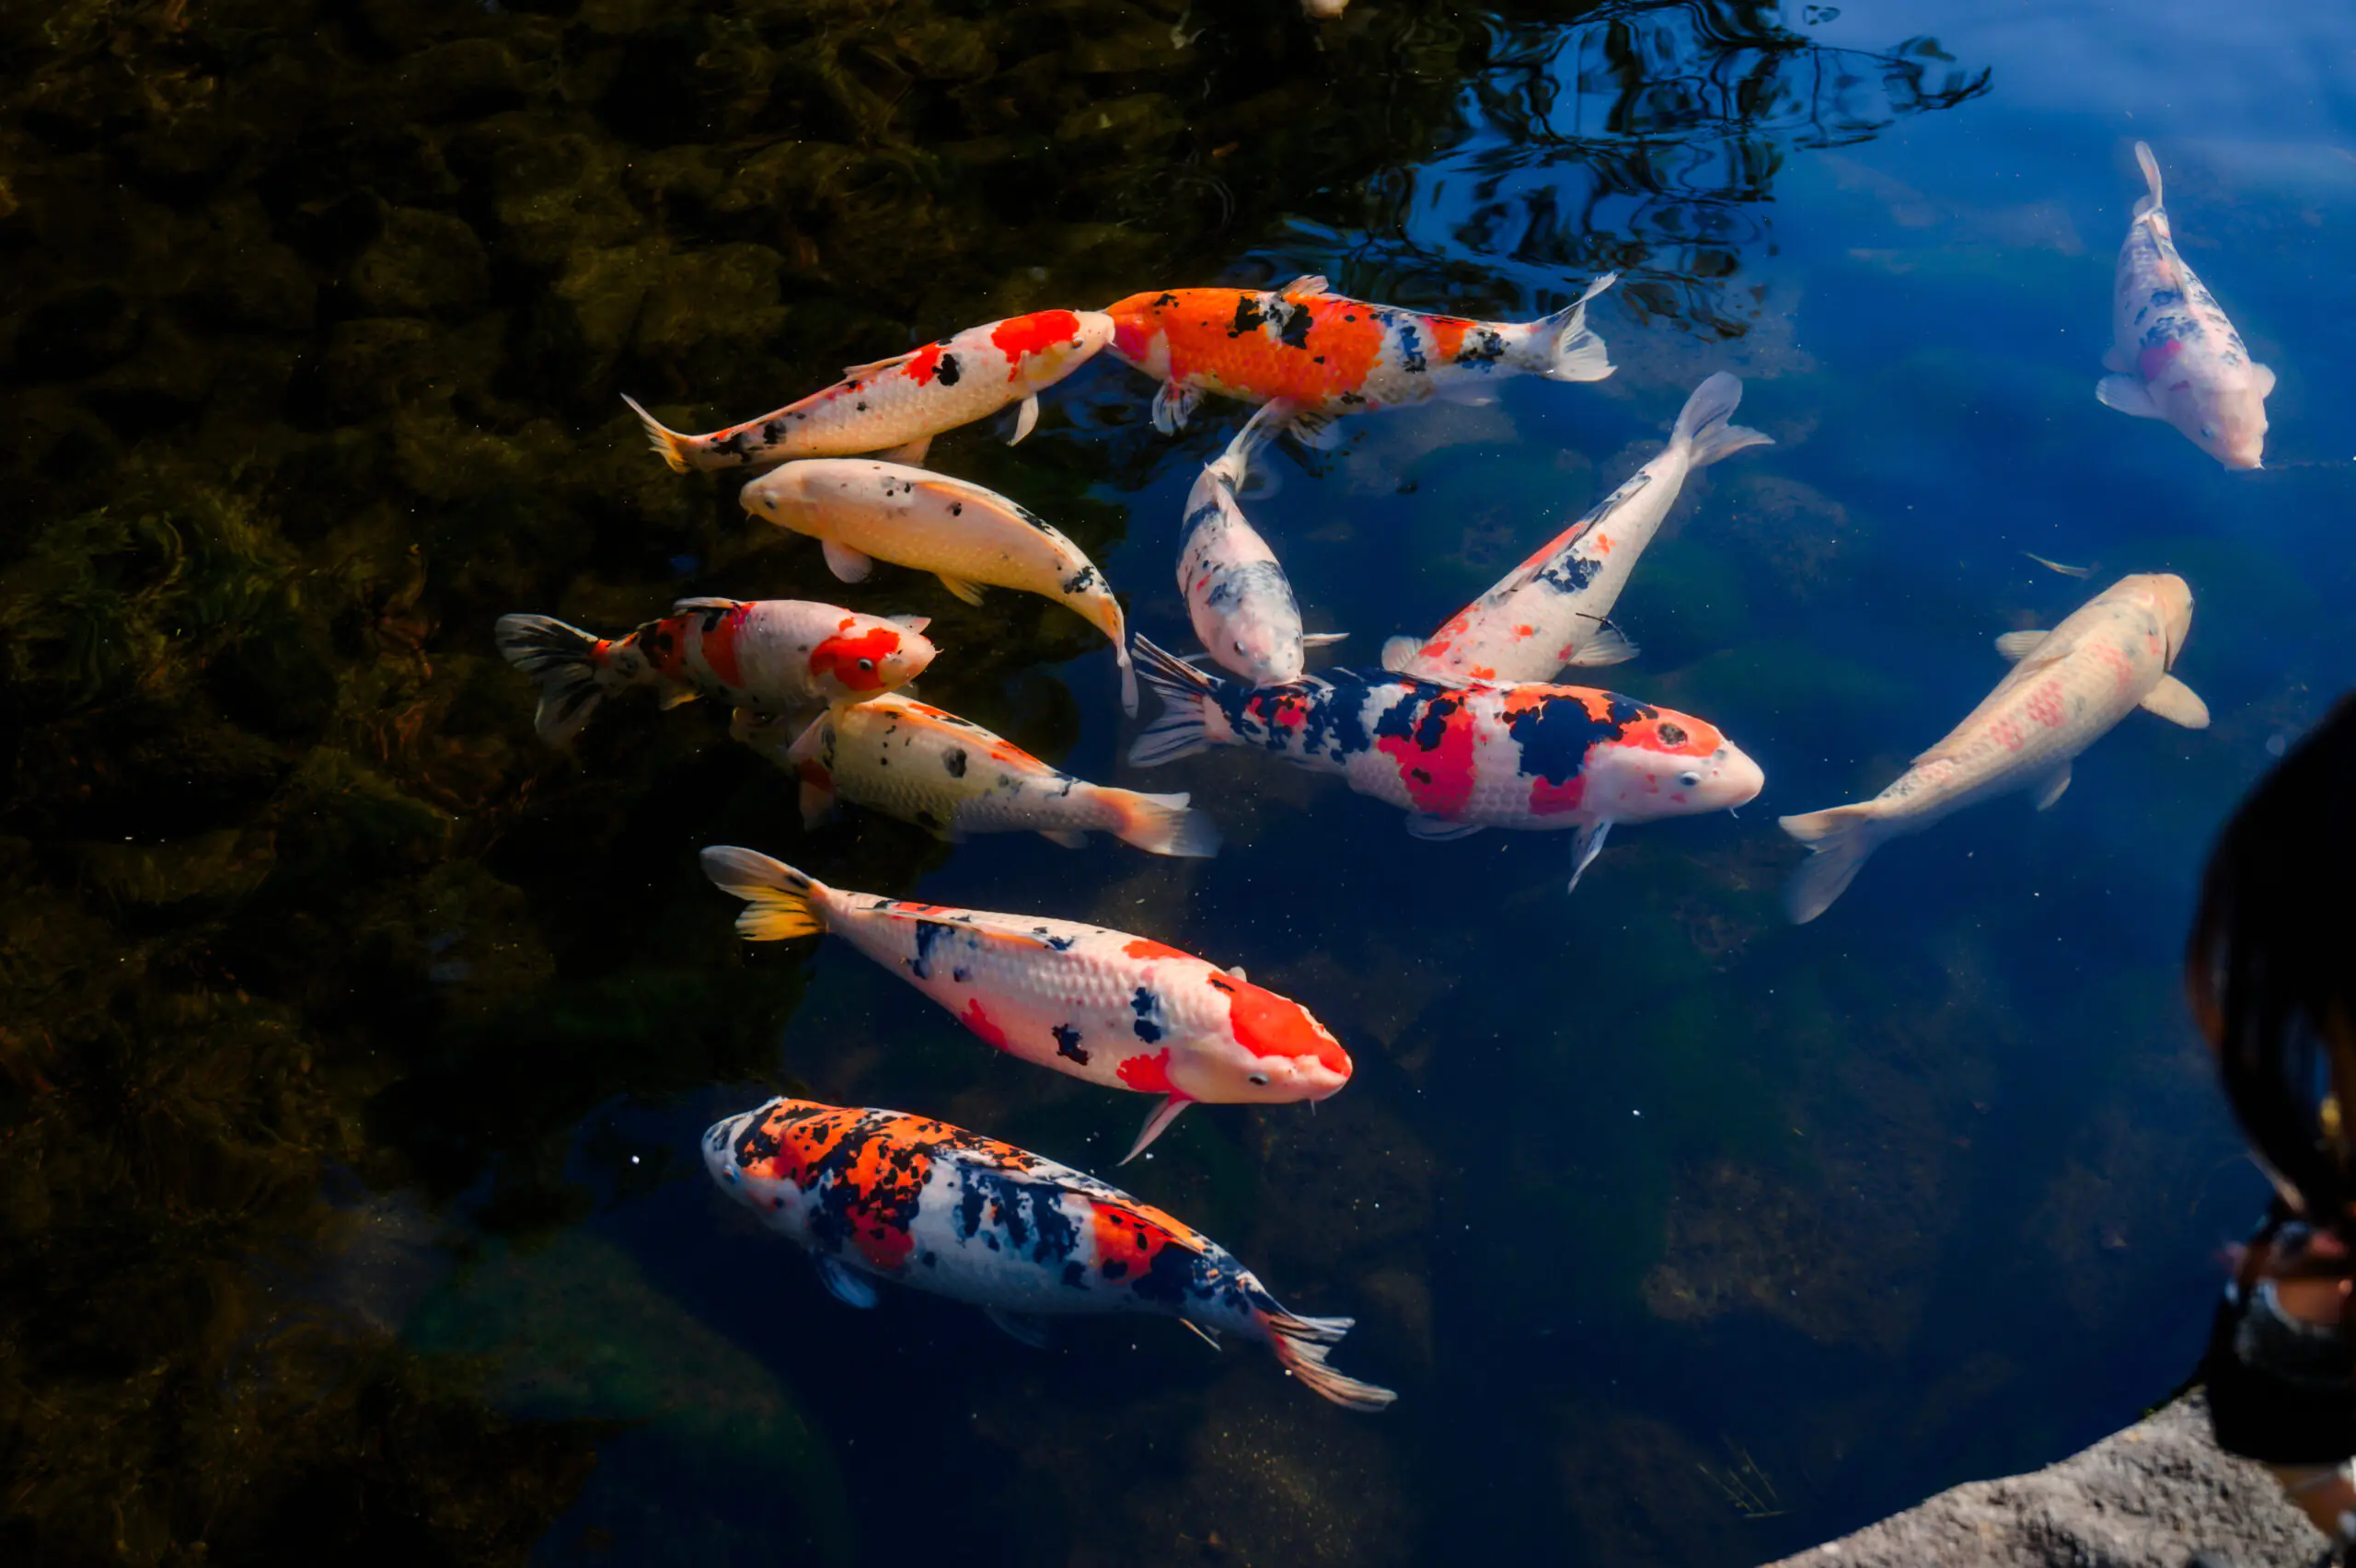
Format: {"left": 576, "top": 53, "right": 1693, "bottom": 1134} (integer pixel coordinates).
{"left": 699, "top": 847, "right": 833, "bottom": 941}
{"left": 1669, "top": 371, "right": 1773, "bottom": 468}
{"left": 621, "top": 395, "right": 697, "bottom": 474}
{"left": 1777, "top": 803, "right": 1884, "bottom": 925}
{"left": 1115, "top": 634, "right": 1138, "bottom": 719}
{"left": 1530, "top": 271, "right": 1618, "bottom": 384}
{"left": 1128, "top": 635, "right": 1222, "bottom": 767}
{"left": 494, "top": 613, "right": 615, "bottom": 746}
{"left": 1102, "top": 789, "right": 1222, "bottom": 859}
{"left": 1209, "top": 398, "right": 1291, "bottom": 490}
{"left": 2131, "top": 140, "right": 2165, "bottom": 221}
{"left": 1258, "top": 1307, "right": 1397, "bottom": 1412}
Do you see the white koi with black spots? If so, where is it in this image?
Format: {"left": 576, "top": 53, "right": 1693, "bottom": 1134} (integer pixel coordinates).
{"left": 737, "top": 693, "right": 1219, "bottom": 857}
{"left": 1127, "top": 637, "right": 1763, "bottom": 890}
{"left": 623, "top": 309, "right": 1114, "bottom": 472}
{"left": 1383, "top": 373, "right": 1770, "bottom": 684}
{"left": 699, "top": 848, "right": 1349, "bottom": 1159}
{"left": 740, "top": 459, "right": 1138, "bottom": 714}
{"left": 1779, "top": 572, "right": 2211, "bottom": 924}
{"left": 2099, "top": 142, "right": 2272, "bottom": 469}
{"left": 703, "top": 1097, "right": 1395, "bottom": 1409}
{"left": 1179, "top": 400, "right": 1345, "bottom": 683}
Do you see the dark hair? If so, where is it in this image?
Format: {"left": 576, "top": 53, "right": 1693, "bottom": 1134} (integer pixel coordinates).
{"left": 2189, "top": 696, "right": 2356, "bottom": 1231}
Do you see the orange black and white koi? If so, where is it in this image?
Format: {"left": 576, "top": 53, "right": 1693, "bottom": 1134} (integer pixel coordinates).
{"left": 623, "top": 309, "right": 1114, "bottom": 472}
{"left": 1180, "top": 400, "right": 1346, "bottom": 684}
{"left": 737, "top": 693, "right": 1219, "bottom": 858}
{"left": 740, "top": 460, "right": 1138, "bottom": 714}
{"left": 1127, "top": 637, "right": 1762, "bottom": 890}
{"left": 494, "top": 598, "right": 935, "bottom": 746}
{"left": 704, "top": 1097, "right": 1394, "bottom": 1409}
{"left": 699, "top": 848, "right": 1349, "bottom": 1158}
{"left": 1384, "top": 373, "right": 1770, "bottom": 684}
{"left": 1103, "top": 272, "right": 1615, "bottom": 437}
{"left": 1780, "top": 573, "right": 2208, "bottom": 924}
{"left": 2100, "top": 143, "right": 2271, "bottom": 469}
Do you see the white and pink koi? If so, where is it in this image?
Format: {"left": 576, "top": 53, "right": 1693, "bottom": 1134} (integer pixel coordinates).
{"left": 1126, "top": 637, "right": 1762, "bottom": 891}
{"left": 1179, "top": 400, "right": 1345, "bottom": 684}
{"left": 624, "top": 309, "right": 1113, "bottom": 472}
{"left": 738, "top": 692, "right": 1219, "bottom": 858}
{"left": 2099, "top": 143, "right": 2272, "bottom": 469}
{"left": 704, "top": 1097, "right": 1394, "bottom": 1409}
{"left": 1383, "top": 373, "right": 1770, "bottom": 684}
{"left": 699, "top": 848, "right": 1350, "bottom": 1159}
{"left": 739, "top": 459, "right": 1137, "bottom": 714}
{"left": 494, "top": 598, "right": 934, "bottom": 745}
{"left": 1779, "top": 572, "right": 2210, "bottom": 924}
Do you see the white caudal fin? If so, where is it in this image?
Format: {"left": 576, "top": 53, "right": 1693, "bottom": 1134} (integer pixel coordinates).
{"left": 620, "top": 395, "right": 696, "bottom": 474}
{"left": 1531, "top": 272, "right": 1618, "bottom": 383}
{"left": 1104, "top": 789, "right": 1222, "bottom": 858}
{"left": 699, "top": 847, "right": 833, "bottom": 941}
{"left": 494, "top": 613, "right": 611, "bottom": 746}
{"left": 2132, "top": 140, "right": 2165, "bottom": 221}
{"left": 1211, "top": 398, "right": 1292, "bottom": 490}
{"left": 1128, "top": 635, "right": 1220, "bottom": 767}
{"left": 1669, "top": 371, "right": 1773, "bottom": 467}
{"left": 1777, "top": 803, "right": 1883, "bottom": 925}
{"left": 1259, "top": 1307, "right": 1397, "bottom": 1412}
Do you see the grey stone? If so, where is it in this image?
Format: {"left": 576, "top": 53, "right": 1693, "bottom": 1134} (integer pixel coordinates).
{"left": 1763, "top": 1393, "right": 2327, "bottom": 1568}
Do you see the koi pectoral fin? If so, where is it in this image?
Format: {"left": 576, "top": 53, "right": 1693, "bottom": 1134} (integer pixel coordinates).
{"left": 1403, "top": 814, "right": 1484, "bottom": 842}
{"left": 2096, "top": 375, "right": 2164, "bottom": 420}
{"left": 2141, "top": 674, "right": 2211, "bottom": 729}
{"left": 1121, "top": 1094, "right": 1192, "bottom": 1164}
{"left": 1299, "top": 631, "right": 1349, "bottom": 648}
{"left": 983, "top": 1307, "right": 1052, "bottom": 1349}
{"left": 2030, "top": 761, "right": 2072, "bottom": 812}
{"left": 934, "top": 573, "right": 987, "bottom": 606}
{"left": 1567, "top": 819, "right": 1612, "bottom": 894}
{"left": 1152, "top": 382, "right": 1201, "bottom": 436}
{"left": 815, "top": 1256, "right": 879, "bottom": 1309}
{"left": 1009, "top": 394, "right": 1040, "bottom": 445}
{"left": 821, "top": 539, "right": 875, "bottom": 582}
{"left": 875, "top": 434, "right": 932, "bottom": 466}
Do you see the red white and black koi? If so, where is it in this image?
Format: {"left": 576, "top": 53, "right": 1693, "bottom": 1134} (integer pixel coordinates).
{"left": 1103, "top": 273, "right": 1616, "bottom": 437}
{"left": 704, "top": 1097, "right": 1394, "bottom": 1409}
{"left": 2099, "top": 142, "right": 2272, "bottom": 469}
{"left": 699, "top": 848, "right": 1349, "bottom": 1158}
{"left": 494, "top": 598, "right": 934, "bottom": 746}
{"left": 1179, "top": 400, "right": 1346, "bottom": 684}
{"left": 624, "top": 309, "right": 1114, "bottom": 472}
{"left": 1127, "top": 637, "right": 1762, "bottom": 890}
{"left": 1384, "top": 373, "right": 1770, "bottom": 685}
{"left": 738, "top": 692, "right": 1219, "bottom": 858}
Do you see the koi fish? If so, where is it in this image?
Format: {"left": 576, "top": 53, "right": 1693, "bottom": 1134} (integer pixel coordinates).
{"left": 739, "top": 460, "right": 1137, "bottom": 714}
{"left": 738, "top": 693, "right": 1219, "bottom": 858}
{"left": 1779, "top": 572, "right": 2210, "bottom": 924}
{"left": 493, "top": 598, "right": 934, "bottom": 745}
{"left": 699, "top": 848, "right": 1349, "bottom": 1158}
{"left": 623, "top": 309, "right": 1114, "bottom": 472}
{"left": 1180, "top": 400, "right": 1346, "bottom": 683}
{"left": 1383, "top": 372, "right": 1770, "bottom": 684}
{"left": 703, "top": 1097, "right": 1395, "bottom": 1410}
{"left": 1126, "top": 637, "right": 1762, "bottom": 891}
{"left": 1103, "top": 272, "right": 1616, "bottom": 437}
{"left": 2099, "top": 143, "right": 2272, "bottom": 469}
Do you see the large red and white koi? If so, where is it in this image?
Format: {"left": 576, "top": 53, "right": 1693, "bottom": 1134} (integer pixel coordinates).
{"left": 624, "top": 309, "right": 1114, "bottom": 472}
{"left": 704, "top": 1097, "right": 1394, "bottom": 1409}
{"left": 1127, "top": 637, "right": 1762, "bottom": 891}
{"left": 494, "top": 598, "right": 934, "bottom": 745}
{"left": 699, "top": 848, "right": 1349, "bottom": 1158}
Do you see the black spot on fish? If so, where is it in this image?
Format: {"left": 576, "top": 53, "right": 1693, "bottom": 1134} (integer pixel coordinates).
{"left": 936, "top": 352, "right": 962, "bottom": 386}
{"left": 1228, "top": 294, "right": 1270, "bottom": 339}
{"left": 1101, "top": 1258, "right": 1128, "bottom": 1280}
{"left": 1150, "top": 292, "right": 1179, "bottom": 308}
{"left": 951, "top": 966, "right": 971, "bottom": 984}
{"left": 950, "top": 502, "right": 962, "bottom": 516}
{"left": 1454, "top": 329, "right": 1507, "bottom": 367}
{"left": 1060, "top": 566, "right": 1100, "bottom": 596}
{"left": 910, "top": 919, "right": 952, "bottom": 980}
{"left": 1276, "top": 300, "right": 1313, "bottom": 352}
{"left": 856, "top": 401, "right": 868, "bottom": 411}
{"left": 1657, "top": 721, "right": 1687, "bottom": 746}
{"left": 1131, "top": 987, "right": 1164, "bottom": 1043}
{"left": 1394, "top": 319, "right": 1427, "bottom": 375}
{"left": 763, "top": 420, "right": 786, "bottom": 444}
{"left": 1053, "top": 1024, "right": 1089, "bottom": 1065}
{"left": 1062, "top": 1262, "right": 1086, "bottom": 1287}
{"left": 1504, "top": 688, "right": 1649, "bottom": 786}
{"left": 943, "top": 748, "right": 968, "bottom": 778}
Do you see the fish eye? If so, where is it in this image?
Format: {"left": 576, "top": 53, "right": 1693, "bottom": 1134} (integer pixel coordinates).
{"left": 857, "top": 658, "right": 875, "bottom": 672}
{"left": 2200, "top": 424, "right": 2217, "bottom": 440}
{"left": 1678, "top": 771, "right": 1702, "bottom": 788}
{"left": 1248, "top": 1072, "right": 1270, "bottom": 1087}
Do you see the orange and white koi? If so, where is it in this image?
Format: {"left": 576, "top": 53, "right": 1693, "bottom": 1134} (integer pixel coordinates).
{"left": 737, "top": 693, "right": 1219, "bottom": 858}
{"left": 1779, "top": 573, "right": 2210, "bottom": 924}
{"left": 1103, "top": 272, "right": 1615, "bottom": 436}
{"left": 1384, "top": 373, "right": 1770, "bottom": 684}
{"left": 1127, "top": 637, "right": 1762, "bottom": 891}
{"left": 2100, "top": 143, "right": 2271, "bottom": 469}
{"left": 494, "top": 598, "right": 934, "bottom": 745}
{"left": 624, "top": 309, "right": 1114, "bottom": 472}
{"left": 704, "top": 1097, "right": 1394, "bottom": 1409}
{"left": 1180, "top": 400, "right": 1346, "bottom": 683}
{"left": 700, "top": 848, "right": 1350, "bottom": 1158}
{"left": 739, "top": 459, "right": 1137, "bottom": 713}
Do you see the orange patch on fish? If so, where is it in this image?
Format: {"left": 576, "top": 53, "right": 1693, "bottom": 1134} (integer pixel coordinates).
{"left": 810, "top": 625, "right": 903, "bottom": 691}
{"left": 1375, "top": 698, "right": 1477, "bottom": 815}
{"left": 991, "top": 309, "right": 1083, "bottom": 374}
{"left": 961, "top": 997, "right": 1012, "bottom": 1051}
{"left": 1227, "top": 985, "right": 1349, "bottom": 1075}
{"left": 1116, "top": 1048, "right": 1176, "bottom": 1092}
{"left": 1120, "top": 937, "right": 1195, "bottom": 963}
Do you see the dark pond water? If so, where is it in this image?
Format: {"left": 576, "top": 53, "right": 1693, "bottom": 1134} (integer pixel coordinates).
{"left": 6, "top": 0, "right": 2352, "bottom": 1562}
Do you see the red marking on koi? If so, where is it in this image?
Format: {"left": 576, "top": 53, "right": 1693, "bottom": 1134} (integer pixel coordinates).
{"left": 906, "top": 341, "right": 948, "bottom": 386}
{"left": 1228, "top": 985, "right": 1349, "bottom": 1074}
{"left": 1120, "top": 938, "right": 1195, "bottom": 963}
{"left": 961, "top": 998, "right": 1011, "bottom": 1051}
{"left": 2026, "top": 683, "right": 2066, "bottom": 729}
{"left": 1375, "top": 700, "right": 1477, "bottom": 814}
{"left": 1529, "top": 775, "right": 1586, "bottom": 815}
{"left": 810, "top": 626, "right": 903, "bottom": 692}
{"left": 1116, "top": 1049, "right": 1175, "bottom": 1092}
{"left": 991, "top": 310, "right": 1084, "bottom": 375}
